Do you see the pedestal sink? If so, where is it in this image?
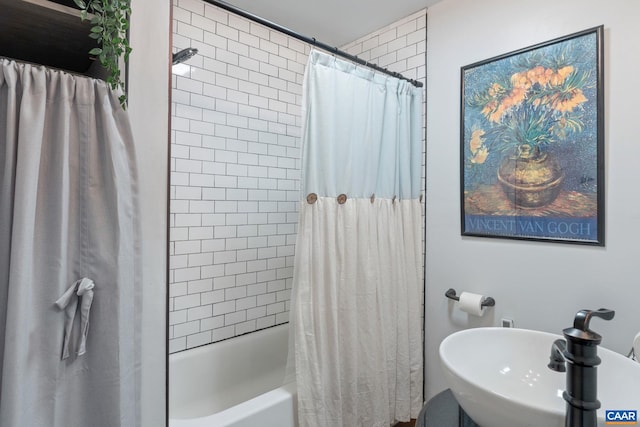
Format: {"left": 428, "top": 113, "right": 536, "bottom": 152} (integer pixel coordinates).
{"left": 439, "top": 327, "right": 640, "bottom": 427}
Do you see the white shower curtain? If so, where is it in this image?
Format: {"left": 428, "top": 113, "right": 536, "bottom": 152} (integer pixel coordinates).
{"left": 0, "top": 59, "right": 141, "bottom": 426}
{"left": 289, "top": 50, "right": 423, "bottom": 427}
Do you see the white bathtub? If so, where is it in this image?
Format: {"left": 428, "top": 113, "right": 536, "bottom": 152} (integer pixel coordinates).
{"left": 169, "top": 324, "right": 298, "bottom": 427}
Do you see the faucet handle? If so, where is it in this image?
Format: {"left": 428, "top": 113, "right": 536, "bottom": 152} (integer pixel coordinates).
{"left": 573, "top": 308, "right": 615, "bottom": 332}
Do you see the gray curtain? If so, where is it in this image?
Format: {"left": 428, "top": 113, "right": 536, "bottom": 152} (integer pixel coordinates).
{"left": 0, "top": 59, "right": 141, "bottom": 427}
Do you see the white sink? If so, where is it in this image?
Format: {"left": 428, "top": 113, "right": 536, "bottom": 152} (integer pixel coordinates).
{"left": 439, "top": 327, "right": 640, "bottom": 427}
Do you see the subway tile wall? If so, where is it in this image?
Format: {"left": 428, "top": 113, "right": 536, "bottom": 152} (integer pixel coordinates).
{"left": 169, "top": 0, "right": 427, "bottom": 353}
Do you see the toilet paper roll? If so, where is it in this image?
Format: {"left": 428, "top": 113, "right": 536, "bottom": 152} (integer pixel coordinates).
{"left": 458, "top": 292, "right": 487, "bottom": 316}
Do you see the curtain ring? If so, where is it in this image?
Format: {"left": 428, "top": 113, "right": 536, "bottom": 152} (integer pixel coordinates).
{"left": 337, "top": 194, "right": 347, "bottom": 205}
{"left": 306, "top": 193, "right": 318, "bottom": 204}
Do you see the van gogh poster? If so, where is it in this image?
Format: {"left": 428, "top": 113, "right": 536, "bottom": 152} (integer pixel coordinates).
{"left": 460, "top": 26, "right": 604, "bottom": 245}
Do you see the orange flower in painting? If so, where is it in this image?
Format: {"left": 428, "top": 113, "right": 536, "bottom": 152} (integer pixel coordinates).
{"left": 550, "top": 65, "right": 575, "bottom": 86}
{"left": 511, "top": 71, "right": 531, "bottom": 89}
{"left": 470, "top": 146, "right": 489, "bottom": 164}
{"left": 553, "top": 89, "right": 588, "bottom": 112}
{"left": 488, "top": 104, "right": 506, "bottom": 123}
{"left": 469, "top": 129, "right": 485, "bottom": 154}
{"left": 467, "top": 48, "right": 593, "bottom": 163}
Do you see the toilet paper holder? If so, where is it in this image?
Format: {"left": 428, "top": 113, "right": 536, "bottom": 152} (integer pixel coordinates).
{"left": 445, "top": 288, "right": 495, "bottom": 307}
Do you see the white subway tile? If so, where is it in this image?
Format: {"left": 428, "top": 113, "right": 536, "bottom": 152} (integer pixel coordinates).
{"left": 266, "top": 302, "right": 285, "bottom": 316}
{"left": 275, "top": 312, "right": 289, "bottom": 325}
{"left": 201, "top": 263, "right": 225, "bottom": 278}
{"left": 173, "top": 320, "right": 200, "bottom": 337}
{"left": 174, "top": 293, "right": 201, "bottom": 310}
{"left": 213, "top": 300, "right": 236, "bottom": 315}
{"left": 189, "top": 120, "right": 215, "bottom": 136}
{"left": 268, "top": 54, "right": 287, "bottom": 69}
{"left": 200, "top": 314, "right": 224, "bottom": 330}
{"left": 187, "top": 331, "right": 213, "bottom": 348}
{"left": 227, "top": 115, "right": 249, "bottom": 130}
{"left": 257, "top": 247, "right": 277, "bottom": 260}
{"left": 189, "top": 226, "right": 214, "bottom": 240}
{"left": 216, "top": 74, "right": 239, "bottom": 90}
{"left": 211, "top": 325, "right": 235, "bottom": 342}
{"left": 237, "top": 224, "right": 259, "bottom": 237}
{"left": 169, "top": 338, "right": 186, "bottom": 353}
{"left": 170, "top": 282, "right": 187, "bottom": 298}
{"left": 175, "top": 213, "right": 202, "bottom": 227}
{"left": 246, "top": 305, "right": 266, "bottom": 320}
{"left": 214, "top": 275, "right": 236, "bottom": 290}
{"left": 267, "top": 257, "right": 285, "bottom": 270}
{"left": 216, "top": 23, "right": 239, "bottom": 41}
{"left": 247, "top": 282, "right": 267, "bottom": 296}
{"left": 176, "top": 21, "right": 203, "bottom": 41}
{"left": 256, "top": 315, "right": 276, "bottom": 330}
{"left": 239, "top": 31, "right": 260, "bottom": 49}
{"left": 188, "top": 253, "right": 214, "bottom": 268}
{"left": 267, "top": 235, "right": 285, "bottom": 247}
{"left": 204, "top": 4, "right": 227, "bottom": 23}
{"left": 170, "top": 309, "right": 188, "bottom": 325}
{"left": 249, "top": 22, "right": 269, "bottom": 39}
{"left": 225, "top": 311, "right": 246, "bottom": 326}
{"left": 235, "top": 320, "right": 257, "bottom": 336}
{"left": 176, "top": 76, "right": 203, "bottom": 94}
{"left": 214, "top": 175, "right": 238, "bottom": 189}
{"left": 201, "top": 188, "right": 226, "bottom": 202}
{"left": 226, "top": 187, "right": 249, "bottom": 200}
{"left": 201, "top": 290, "right": 225, "bottom": 305}
{"left": 174, "top": 186, "right": 202, "bottom": 200}
{"left": 188, "top": 304, "right": 213, "bottom": 321}
{"left": 236, "top": 272, "right": 257, "bottom": 286}
{"left": 237, "top": 249, "right": 258, "bottom": 262}
{"left": 237, "top": 177, "right": 258, "bottom": 188}
{"left": 214, "top": 225, "right": 237, "bottom": 238}
{"left": 225, "top": 262, "right": 247, "bottom": 275}
{"left": 174, "top": 240, "right": 201, "bottom": 255}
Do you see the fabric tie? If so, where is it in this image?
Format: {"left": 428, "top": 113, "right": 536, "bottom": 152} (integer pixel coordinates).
{"left": 55, "top": 278, "right": 95, "bottom": 360}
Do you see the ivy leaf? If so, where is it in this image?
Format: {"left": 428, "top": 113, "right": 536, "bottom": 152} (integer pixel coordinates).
{"left": 90, "top": 26, "right": 104, "bottom": 33}
{"left": 89, "top": 47, "right": 103, "bottom": 56}
{"left": 89, "top": 32, "right": 101, "bottom": 39}
{"left": 73, "top": 0, "right": 87, "bottom": 9}
{"left": 92, "top": 2, "right": 103, "bottom": 12}
{"left": 80, "top": 9, "right": 87, "bottom": 21}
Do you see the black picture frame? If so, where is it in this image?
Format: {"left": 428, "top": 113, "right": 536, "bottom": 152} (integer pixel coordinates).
{"left": 460, "top": 26, "right": 604, "bottom": 245}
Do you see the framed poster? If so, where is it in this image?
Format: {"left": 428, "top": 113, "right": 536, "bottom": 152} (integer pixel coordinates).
{"left": 460, "top": 26, "right": 604, "bottom": 245}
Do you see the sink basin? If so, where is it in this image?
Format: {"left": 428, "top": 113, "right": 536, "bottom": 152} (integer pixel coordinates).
{"left": 439, "top": 327, "right": 640, "bottom": 427}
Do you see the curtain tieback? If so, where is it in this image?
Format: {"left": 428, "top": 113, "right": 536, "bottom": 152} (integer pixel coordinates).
{"left": 55, "top": 278, "right": 95, "bottom": 360}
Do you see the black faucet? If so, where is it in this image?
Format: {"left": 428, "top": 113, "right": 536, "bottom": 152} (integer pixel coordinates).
{"left": 549, "top": 308, "right": 615, "bottom": 427}
{"left": 548, "top": 339, "right": 567, "bottom": 372}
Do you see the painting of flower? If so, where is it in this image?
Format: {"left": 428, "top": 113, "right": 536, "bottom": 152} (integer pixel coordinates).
{"left": 460, "top": 26, "right": 604, "bottom": 245}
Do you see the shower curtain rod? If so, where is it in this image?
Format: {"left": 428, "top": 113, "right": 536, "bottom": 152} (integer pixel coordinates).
{"left": 204, "top": 0, "right": 424, "bottom": 88}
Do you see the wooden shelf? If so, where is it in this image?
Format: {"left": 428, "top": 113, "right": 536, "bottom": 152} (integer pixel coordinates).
{"left": 0, "top": 0, "right": 100, "bottom": 74}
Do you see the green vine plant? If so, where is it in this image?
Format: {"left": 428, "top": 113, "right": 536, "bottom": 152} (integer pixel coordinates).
{"left": 73, "top": 0, "right": 132, "bottom": 108}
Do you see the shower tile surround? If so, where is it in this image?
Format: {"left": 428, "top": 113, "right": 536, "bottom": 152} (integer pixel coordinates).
{"left": 169, "top": 0, "right": 427, "bottom": 353}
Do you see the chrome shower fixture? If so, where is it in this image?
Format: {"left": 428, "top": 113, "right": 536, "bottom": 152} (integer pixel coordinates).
{"left": 172, "top": 48, "right": 198, "bottom": 65}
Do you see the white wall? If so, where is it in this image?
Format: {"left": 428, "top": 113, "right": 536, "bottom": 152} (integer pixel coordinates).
{"left": 128, "top": 0, "right": 170, "bottom": 425}
{"left": 426, "top": 0, "right": 640, "bottom": 400}
{"left": 168, "top": 0, "right": 308, "bottom": 353}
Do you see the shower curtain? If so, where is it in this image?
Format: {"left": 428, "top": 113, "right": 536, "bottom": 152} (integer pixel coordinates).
{"left": 289, "top": 50, "right": 423, "bottom": 427}
{"left": 0, "top": 59, "right": 141, "bottom": 426}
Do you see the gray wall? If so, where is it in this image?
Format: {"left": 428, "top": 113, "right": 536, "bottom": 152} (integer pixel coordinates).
{"left": 426, "top": 0, "right": 640, "bottom": 400}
